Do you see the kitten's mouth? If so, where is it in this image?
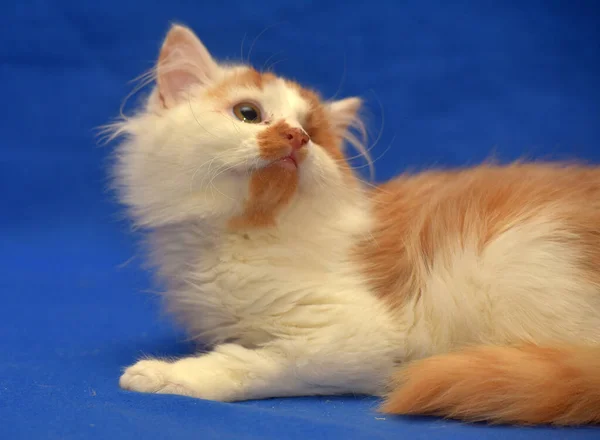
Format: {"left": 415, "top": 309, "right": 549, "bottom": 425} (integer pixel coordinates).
{"left": 273, "top": 154, "right": 298, "bottom": 170}
{"left": 262, "top": 149, "right": 306, "bottom": 171}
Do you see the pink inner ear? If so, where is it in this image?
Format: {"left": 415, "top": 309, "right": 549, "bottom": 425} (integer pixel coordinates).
{"left": 156, "top": 25, "right": 219, "bottom": 109}
{"left": 157, "top": 63, "right": 199, "bottom": 108}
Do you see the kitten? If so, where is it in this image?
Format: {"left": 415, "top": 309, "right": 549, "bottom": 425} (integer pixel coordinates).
{"left": 109, "top": 24, "right": 600, "bottom": 425}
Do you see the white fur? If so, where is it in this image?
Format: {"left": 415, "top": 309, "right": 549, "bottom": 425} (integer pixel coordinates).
{"left": 114, "top": 37, "right": 403, "bottom": 398}
{"left": 114, "top": 26, "right": 600, "bottom": 402}
{"left": 397, "top": 218, "right": 600, "bottom": 361}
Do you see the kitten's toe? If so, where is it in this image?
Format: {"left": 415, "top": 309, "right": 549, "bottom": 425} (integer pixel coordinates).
{"left": 120, "top": 359, "right": 170, "bottom": 393}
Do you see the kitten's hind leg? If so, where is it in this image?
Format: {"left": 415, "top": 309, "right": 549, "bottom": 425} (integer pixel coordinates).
{"left": 119, "top": 335, "right": 398, "bottom": 401}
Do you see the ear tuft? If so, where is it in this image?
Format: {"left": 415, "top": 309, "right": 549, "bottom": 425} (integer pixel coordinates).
{"left": 156, "top": 24, "right": 220, "bottom": 108}
{"left": 327, "top": 97, "right": 374, "bottom": 177}
{"left": 327, "top": 97, "right": 362, "bottom": 133}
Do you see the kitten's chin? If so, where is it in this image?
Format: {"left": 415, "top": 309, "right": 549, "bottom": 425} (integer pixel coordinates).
{"left": 273, "top": 156, "right": 298, "bottom": 171}
{"left": 259, "top": 148, "right": 307, "bottom": 172}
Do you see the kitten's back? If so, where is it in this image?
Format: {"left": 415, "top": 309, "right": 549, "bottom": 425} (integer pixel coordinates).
{"left": 361, "top": 162, "right": 600, "bottom": 305}
{"left": 356, "top": 163, "right": 600, "bottom": 353}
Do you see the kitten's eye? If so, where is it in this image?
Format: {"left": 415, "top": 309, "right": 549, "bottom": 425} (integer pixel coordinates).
{"left": 233, "top": 102, "right": 262, "bottom": 123}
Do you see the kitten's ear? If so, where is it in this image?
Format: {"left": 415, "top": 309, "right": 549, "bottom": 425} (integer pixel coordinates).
{"left": 156, "top": 25, "right": 220, "bottom": 108}
{"left": 327, "top": 97, "right": 362, "bottom": 133}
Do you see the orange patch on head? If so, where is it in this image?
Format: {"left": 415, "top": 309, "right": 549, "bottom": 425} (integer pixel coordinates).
{"left": 206, "top": 68, "right": 276, "bottom": 99}
{"left": 286, "top": 81, "right": 346, "bottom": 164}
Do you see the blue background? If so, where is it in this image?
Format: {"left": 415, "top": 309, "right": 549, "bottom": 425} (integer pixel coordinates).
{"left": 2, "top": 1, "right": 600, "bottom": 439}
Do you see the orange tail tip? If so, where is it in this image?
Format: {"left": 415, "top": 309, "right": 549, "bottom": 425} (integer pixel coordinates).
{"left": 380, "top": 344, "right": 600, "bottom": 425}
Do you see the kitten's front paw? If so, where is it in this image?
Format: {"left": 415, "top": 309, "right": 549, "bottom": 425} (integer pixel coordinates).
{"left": 120, "top": 359, "right": 194, "bottom": 396}
{"left": 120, "top": 359, "right": 169, "bottom": 392}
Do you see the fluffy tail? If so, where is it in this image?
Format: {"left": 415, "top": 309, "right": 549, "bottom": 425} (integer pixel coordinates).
{"left": 381, "top": 344, "right": 600, "bottom": 425}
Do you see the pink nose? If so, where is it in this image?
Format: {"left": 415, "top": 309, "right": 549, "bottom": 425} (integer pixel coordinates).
{"left": 284, "top": 128, "right": 309, "bottom": 150}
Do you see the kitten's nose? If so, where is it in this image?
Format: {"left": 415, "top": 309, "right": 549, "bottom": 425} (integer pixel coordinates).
{"left": 284, "top": 128, "right": 309, "bottom": 150}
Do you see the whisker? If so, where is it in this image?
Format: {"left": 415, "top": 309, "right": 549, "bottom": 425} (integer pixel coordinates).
{"left": 187, "top": 93, "right": 225, "bottom": 140}
{"left": 265, "top": 58, "right": 288, "bottom": 73}
{"left": 365, "top": 88, "right": 386, "bottom": 155}
{"left": 345, "top": 134, "right": 396, "bottom": 172}
{"left": 247, "top": 22, "right": 284, "bottom": 65}
{"left": 118, "top": 64, "right": 158, "bottom": 120}
{"left": 328, "top": 51, "right": 347, "bottom": 102}
{"left": 333, "top": 88, "right": 386, "bottom": 180}
{"left": 261, "top": 50, "right": 285, "bottom": 73}
{"left": 207, "top": 163, "right": 240, "bottom": 202}
{"left": 96, "top": 66, "right": 158, "bottom": 144}
{"left": 193, "top": 149, "right": 240, "bottom": 196}
{"left": 356, "top": 178, "right": 386, "bottom": 193}
{"left": 340, "top": 135, "right": 381, "bottom": 163}
{"left": 189, "top": 157, "right": 216, "bottom": 195}
{"left": 240, "top": 32, "right": 247, "bottom": 62}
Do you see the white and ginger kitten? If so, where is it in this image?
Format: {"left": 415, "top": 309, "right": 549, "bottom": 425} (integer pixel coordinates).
{"left": 109, "top": 25, "right": 600, "bottom": 426}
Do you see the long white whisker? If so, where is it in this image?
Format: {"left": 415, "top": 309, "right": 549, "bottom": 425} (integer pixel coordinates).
{"left": 240, "top": 32, "right": 247, "bottom": 62}
{"left": 246, "top": 22, "right": 282, "bottom": 64}
{"left": 266, "top": 58, "right": 287, "bottom": 73}
{"left": 207, "top": 162, "right": 240, "bottom": 202}
{"left": 194, "top": 150, "right": 239, "bottom": 195}
{"left": 261, "top": 50, "right": 284, "bottom": 73}
{"left": 328, "top": 51, "right": 347, "bottom": 102}
{"left": 343, "top": 134, "right": 396, "bottom": 172}
{"left": 187, "top": 94, "right": 226, "bottom": 140}
{"left": 190, "top": 157, "right": 216, "bottom": 195}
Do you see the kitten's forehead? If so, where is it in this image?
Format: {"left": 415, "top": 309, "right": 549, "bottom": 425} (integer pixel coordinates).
{"left": 262, "top": 78, "right": 311, "bottom": 118}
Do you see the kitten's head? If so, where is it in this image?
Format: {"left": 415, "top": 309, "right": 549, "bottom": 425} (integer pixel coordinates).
{"left": 110, "top": 25, "right": 368, "bottom": 230}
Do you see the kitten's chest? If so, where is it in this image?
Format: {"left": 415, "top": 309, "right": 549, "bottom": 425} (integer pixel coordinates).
{"left": 162, "top": 232, "right": 358, "bottom": 346}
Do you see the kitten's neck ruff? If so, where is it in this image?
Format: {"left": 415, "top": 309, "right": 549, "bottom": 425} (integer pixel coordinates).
{"left": 145, "top": 180, "right": 375, "bottom": 347}
{"left": 243, "top": 178, "right": 372, "bottom": 241}
{"left": 149, "top": 178, "right": 373, "bottom": 279}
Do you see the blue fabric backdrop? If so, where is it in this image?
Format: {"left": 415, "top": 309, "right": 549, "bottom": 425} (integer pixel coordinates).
{"left": 2, "top": 1, "right": 599, "bottom": 439}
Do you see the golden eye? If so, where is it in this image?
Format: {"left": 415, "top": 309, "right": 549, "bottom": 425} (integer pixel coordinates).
{"left": 233, "top": 102, "right": 262, "bottom": 123}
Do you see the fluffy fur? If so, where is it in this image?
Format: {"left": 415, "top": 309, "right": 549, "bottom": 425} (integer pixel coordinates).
{"left": 109, "top": 24, "right": 600, "bottom": 426}
{"left": 382, "top": 344, "right": 600, "bottom": 425}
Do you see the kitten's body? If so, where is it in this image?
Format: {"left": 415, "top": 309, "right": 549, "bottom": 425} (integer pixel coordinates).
{"left": 111, "top": 25, "right": 600, "bottom": 425}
